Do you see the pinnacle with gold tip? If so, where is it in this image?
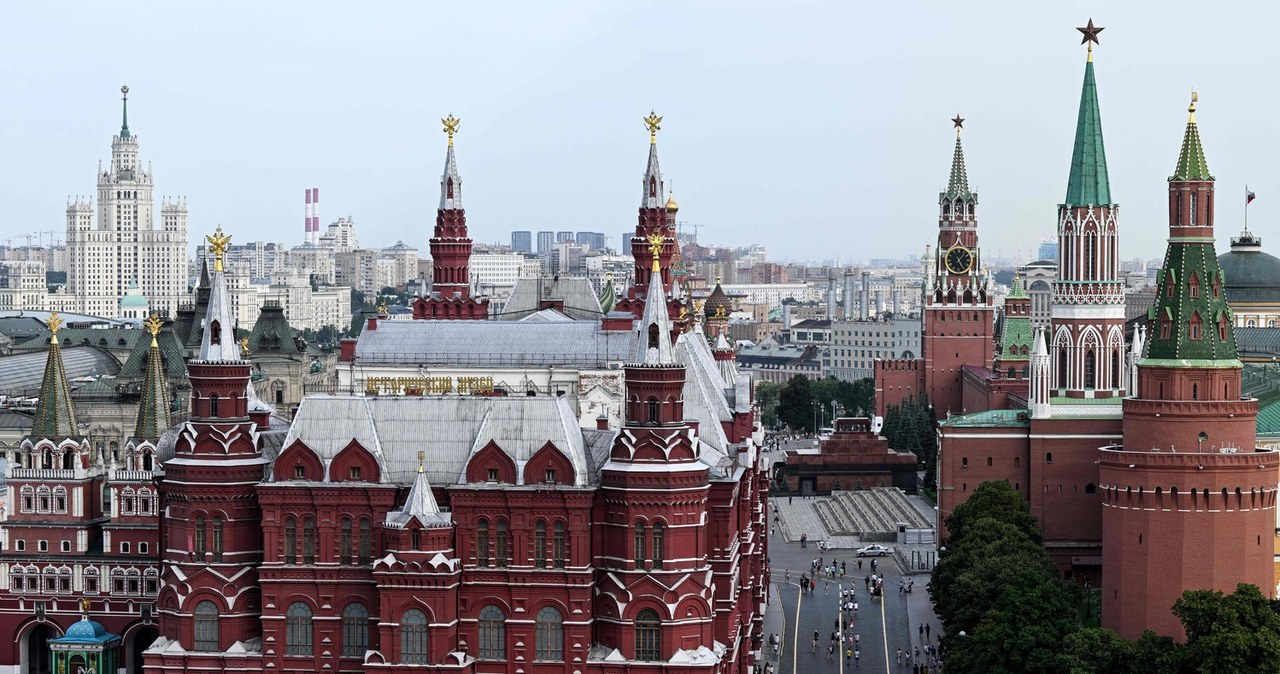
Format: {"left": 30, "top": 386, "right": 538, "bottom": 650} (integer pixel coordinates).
{"left": 442, "top": 113, "right": 460, "bottom": 147}
{"left": 644, "top": 111, "right": 663, "bottom": 144}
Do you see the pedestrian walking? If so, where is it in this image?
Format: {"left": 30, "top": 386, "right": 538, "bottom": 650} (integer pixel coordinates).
{"left": 857, "top": 559, "right": 863, "bottom": 570}
{"left": 770, "top": 526, "right": 775, "bottom": 537}
{"left": 827, "top": 645, "right": 834, "bottom": 660}
{"left": 924, "top": 623, "right": 931, "bottom": 640}
{"left": 918, "top": 624, "right": 924, "bottom": 641}
{"left": 845, "top": 648, "right": 852, "bottom": 665}
{"left": 824, "top": 579, "right": 830, "bottom": 595}
{"left": 854, "top": 649, "right": 860, "bottom": 667}
{"left": 896, "top": 648, "right": 902, "bottom": 664}
{"left": 809, "top": 579, "right": 815, "bottom": 594}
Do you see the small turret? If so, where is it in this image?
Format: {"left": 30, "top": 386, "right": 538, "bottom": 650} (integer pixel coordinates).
{"left": 132, "top": 314, "right": 172, "bottom": 440}
{"left": 32, "top": 311, "right": 80, "bottom": 439}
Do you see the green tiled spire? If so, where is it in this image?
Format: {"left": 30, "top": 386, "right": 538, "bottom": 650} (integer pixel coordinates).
{"left": 119, "top": 85, "right": 131, "bottom": 139}
{"left": 1171, "top": 97, "right": 1212, "bottom": 181}
{"left": 1064, "top": 61, "right": 1112, "bottom": 206}
{"left": 133, "top": 320, "right": 172, "bottom": 440}
{"left": 31, "top": 316, "right": 80, "bottom": 439}
{"left": 1144, "top": 107, "right": 1235, "bottom": 365}
{"left": 945, "top": 134, "right": 970, "bottom": 199}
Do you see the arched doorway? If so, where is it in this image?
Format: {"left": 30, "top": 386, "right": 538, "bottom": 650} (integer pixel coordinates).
{"left": 23, "top": 623, "right": 55, "bottom": 674}
{"left": 127, "top": 625, "right": 160, "bottom": 674}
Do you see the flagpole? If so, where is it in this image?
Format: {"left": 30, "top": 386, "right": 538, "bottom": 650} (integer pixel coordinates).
{"left": 1246, "top": 184, "right": 1250, "bottom": 233}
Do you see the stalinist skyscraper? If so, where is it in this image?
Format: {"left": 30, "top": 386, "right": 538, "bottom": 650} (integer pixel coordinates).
{"left": 64, "top": 86, "right": 188, "bottom": 317}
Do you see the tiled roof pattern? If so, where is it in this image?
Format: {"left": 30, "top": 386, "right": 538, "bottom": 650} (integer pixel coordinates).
{"left": 132, "top": 342, "right": 172, "bottom": 440}
{"left": 944, "top": 135, "right": 970, "bottom": 199}
{"left": 1145, "top": 243, "right": 1236, "bottom": 361}
{"left": 31, "top": 340, "right": 79, "bottom": 439}
{"left": 354, "top": 319, "right": 633, "bottom": 367}
{"left": 1172, "top": 116, "right": 1212, "bottom": 181}
{"left": 1064, "top": 60, "right": 1112, "bottom": 206}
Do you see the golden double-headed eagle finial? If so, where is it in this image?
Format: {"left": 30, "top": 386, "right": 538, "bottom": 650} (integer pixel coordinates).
{"left": 239, "top": 337, "right": 252, "bottom": 359}
{"left": 144, "top": 313, "right": 163, "bottom": 347}
{"left": 46, "top": 311, "right": 64, "bottom": 345}
{"left": 646, "top": 232, "right": 665, "bottom": 274}
{"left": 644, "top": 111, "right": 662, "bottom": 144}
{"left": 442, "top": 113, "right": 460, "bottom": 147}
{"left": 205, "top": 226, "right": 232, "bottom": 273}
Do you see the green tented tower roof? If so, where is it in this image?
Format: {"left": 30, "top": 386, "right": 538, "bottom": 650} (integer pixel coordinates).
{"left": 31, "top": 335, "right": 80, "bottom": 439}
{"left": 132, "top": 337, "right": 172, "bottom": 440}
{"left": 1064, "top": 60, "right": 1112, "bottom": 206}
{"left": 1171, "top": 107, "right": 1213, "bottom": 181}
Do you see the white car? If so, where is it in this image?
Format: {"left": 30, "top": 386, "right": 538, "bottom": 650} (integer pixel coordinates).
{"left": 856, "top": 544, "right": 891, "bottom": 557}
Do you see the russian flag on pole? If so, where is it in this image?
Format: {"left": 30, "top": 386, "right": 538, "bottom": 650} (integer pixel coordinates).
{"left": 1247, "top": 190, "right": 1257, "bottom": 205}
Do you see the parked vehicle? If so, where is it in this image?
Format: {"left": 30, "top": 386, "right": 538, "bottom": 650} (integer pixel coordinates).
{"left": 855, "top": 544, "right": 891, "bottom": 557}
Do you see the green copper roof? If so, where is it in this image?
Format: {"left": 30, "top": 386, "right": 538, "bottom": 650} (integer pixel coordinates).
{"left": 1064, "top": 61, "right": 1112, "bottom": 206}
{"left": 940, "top": 409, "right": 1029, "bottom": 428}
{"left": 944, "top": 135, "right": 970, "bottom": 199}
{"left": 997, "top": 312, "right": 1033, "bottom": 363}
{"left": 30, "top": 339, "right": 80, "bottom": 439}
{"left": 1144, "top": 241, "right": 1237, "bottom": 362}
{"left": 132, "top": 340, "right": 171, "bottom": 440}
{"left": 1171, "top": 115, "right": 1212, "bottom": 181}
{"left": 599, "top": 277, "right": 616, "bottom": 314}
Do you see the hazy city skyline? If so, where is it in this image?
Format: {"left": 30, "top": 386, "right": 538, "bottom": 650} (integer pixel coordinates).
{"left": 2, "top": 2, "right": 1278, "bottom": 263}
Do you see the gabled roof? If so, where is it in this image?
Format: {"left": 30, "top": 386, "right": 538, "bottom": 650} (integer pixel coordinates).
{"left": 502, "top": 276, "right": 603, "bottom": 321}
{"left": 281, "top": 395, "right": 609, "bottom": 487}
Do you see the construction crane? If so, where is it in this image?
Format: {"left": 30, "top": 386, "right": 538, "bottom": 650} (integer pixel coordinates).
{"left": 677, "top": 220, "right": 704, "bottom": 244}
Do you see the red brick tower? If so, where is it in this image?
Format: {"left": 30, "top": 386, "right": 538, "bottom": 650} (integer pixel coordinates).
{"left": 921, "top": 118, "right": 995, "bottom": 416}
{"left": 153, "top": 227, "right": 269, "bottom": 658}
{"left": 594, "top": 239, "right": 715, "bottom": 662}
{"left": 413, "top": 114, "right": 489, "bottom": 320}
{"left": 1101, "top": 95, "right": 1278, "bottom": 640}
{"left": 1048, "top": 42, "right": 1126, "bottom": 399}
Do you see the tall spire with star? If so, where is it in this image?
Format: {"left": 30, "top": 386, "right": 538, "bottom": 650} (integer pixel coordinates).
{"left": 1065, "top": 18, "right": 1111, "bottom": 207}
{"left": 1051, "top": 18, "right": 1127, "bottom": 397}
{"left": 945, "top": 115, "right": 970, "bottom": 199}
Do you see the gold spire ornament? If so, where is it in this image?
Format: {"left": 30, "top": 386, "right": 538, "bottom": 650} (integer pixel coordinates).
{"left": 143, "top": 313, "right": 163, "bottom": 347}
{"left": 644, "top": 111, "right": 663, "bottom": 144}
{"left": 205, "top": 226, "right": 232, "bottom": 273}
{"left": 646, "top": 231, "right": 665, "bottom": 274}
{"left": 46, "top": 311, "right": 64, "bottom": 345}
{"left": 239, "top": 337, "right": 252, "bottom": 359}
{"left": 417, "top": 449, "right": 425, "bottom": 474}
{"left": 1188, "top": 90, "right": 1198, "bottom": 123}
{"left": 442, "top": 113, "right": 460, "bottom": 147}
{"left": 80, "top": 597, "right": 91, "bottom": 617}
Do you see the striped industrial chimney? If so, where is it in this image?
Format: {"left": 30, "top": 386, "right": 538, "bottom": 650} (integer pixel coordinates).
{"left": 304, "top": 188, "right": 313, "bottom": 244}
{"left": 311, "top": 188, "right": 320, "bottom": 243}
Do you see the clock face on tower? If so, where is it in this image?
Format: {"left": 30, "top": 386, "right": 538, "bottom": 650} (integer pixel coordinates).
{"left": 945, "top": 245, "right": 974, "bottom": 275}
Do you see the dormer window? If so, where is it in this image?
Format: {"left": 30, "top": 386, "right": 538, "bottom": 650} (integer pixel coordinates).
{"left": 209, "top": 321, "right": 221, "bottom": 345}
{"left": 1219, "top": 314, "right": 1228, "bottom": 341}
{"left": 1189, "top": 312, "right": 1203, "bottom": 341}
{"left": 349, "top": 466, "right": 361, "bottom": 480}
{"left": 1160, "top": 318, "right": 1172, "bottom": 340}
{"left": 1188, "top": 272, "right": 1200, "bottom": 299}
{"left": 648, "top": 324, "right": 659, "bottom": 350}
{"left": 487, "top": 468, "right": 498, "bottom": 482}
{"left": 545, "top": 468, "right": 556, "bottom": 483}
{"left": 447, "top": 178, "right": 454, "bottom": 199}
{"left": 294, "top": 464, "right": 306, "bottom": 479}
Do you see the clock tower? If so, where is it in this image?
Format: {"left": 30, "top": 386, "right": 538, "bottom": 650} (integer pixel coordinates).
{"left": 921, "top": 118, "right": 995, "bottom": 417}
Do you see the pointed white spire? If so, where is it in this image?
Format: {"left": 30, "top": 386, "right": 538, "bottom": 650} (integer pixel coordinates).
{"left": 198, "top": 228, "right": 241, "bottom": 362}
{"left": 633, "top": 235, "right": 676, "bottom": 365}
{"left": 1030, "top": 326, "right": 1051, "bottom": 419}
{"left": 1128, "top": 324, "right": 1143, "bottom": 397}
{"left": 387, "top": 450, "right": 442, "bottom": 528}
{"left": 641, "top": 111, "right": 664, "bottom": 209}
{"left": 439, "top": 114, "right": 462, "bottom": 210}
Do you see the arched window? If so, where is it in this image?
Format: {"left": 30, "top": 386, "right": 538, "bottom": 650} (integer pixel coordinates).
{"left": 535, "top": 606, "right": 564, "bottom": 661}
{"left": 1084, "top": 232, "right": 1097, "bottom": 280}
{"left": 194, "top": 516, "right": 207, "bottom": 556}
{"left": 648, "top": 323, "right": 659, "bottom": 349}
{"left": 1084, "top": 350, "right": 1096, "bottom": 389}
{"left": 341, "top": 603, "right": 369, "bottom": 658}
{"left": 339, "top": 518, "right": 352, "bottom": 565}
{"left": 286, "top": 602, "right": 313, "bottom": 656}
{"left": 475, "top": 520, "right": 491, "bottom": 567}
{"left": 284, "top": 517, "right": 297, "bottom": 564}
{"left": 534, "top": 521, "right": 547, "bottom": 568}
{"left": 495, "top": 520, "right": 509, "bottom": 567}
{"left": 634, "top": 522, "right": 647, "bottom": 567}
{"left": 1111, "top": 351, "right": 1120, "bottom": 389}
{"left": 303, "top": 517, "right": 316, "bottom": 564}
{"left": 359, "top": 519, "right": 372, "bottom": 565}
{"left": 142, "top": 450, "right": 154, "bottom": 471}
{"left": 652, "top": 522, "right": 665, "bottom": 570}
{"left": 400, "top": 609, "right": 429, "bottom": 664}
{"left": 212, "top": 516, "right": 224, "bottom": 562}
{"left": 477, "top": 605, "right": 507, "bottom": 660}
{"left": 553, "top": 521, "right": 567, "bottom": 568}
{"left": 209, "top": 321, "right": 221, "bottom": 344}
{"left": 1085, "top": 483, "right": 1097, "bottom": 495}
{"left": 1189, "top": 312, "right": 1203, "bottom": 341}
{"left": 1188, "top": 272, "right": 1200, "bottom": 299}
{"left": 1057, "top": 349, "right": 1067, "bottom": 388}
{"left": 1046, "top": 452, "right": 1053, "bottom": 465}
{"left": 635, "top": 609, "right": 662, "bottom": 661}
{"left": 62, "top": 450, "right": 74, "bottom": 470}
{"left": 194, "top": 601, "right": 220, "bottom": 651}
{"left": 647, "top": 398, "right": 659, "bottom": 424}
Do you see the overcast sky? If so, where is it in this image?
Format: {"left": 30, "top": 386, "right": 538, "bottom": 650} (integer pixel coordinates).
{"left": 1, "top": 2, "right": 1277, "bottom": 264}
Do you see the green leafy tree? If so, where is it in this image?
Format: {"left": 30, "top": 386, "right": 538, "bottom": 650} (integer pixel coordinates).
{"left": 776, "top": 375, "right": 815, "bottom": 431}
{"left": 754, "top": 381, "right": 782, "bottom": 428}
{"left": 1174, "top": 584, "right": 1280, "bottom": 674}
{"left": 848, "top": 377, "right": 875, "bottom": 417}
{"left": 943, "top": 478, "right": 1042, "bottom": 546}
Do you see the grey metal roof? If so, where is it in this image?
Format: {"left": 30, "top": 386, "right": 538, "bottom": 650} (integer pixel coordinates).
{"left": 0, "top": 347, "right": 121, "bottom": 397}
{"left": 281, "top": 394, "right": 602, "bottom": 487}
{"left": 502, "top": 277, "right": 603, "bottom": 321}
{"left": 353, "top": 319, "right": 633, "bottom": 367}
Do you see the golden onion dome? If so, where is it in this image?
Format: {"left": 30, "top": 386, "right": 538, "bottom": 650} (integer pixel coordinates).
{"left": 664, "top": 193, "right": 679, "bottom": 212}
